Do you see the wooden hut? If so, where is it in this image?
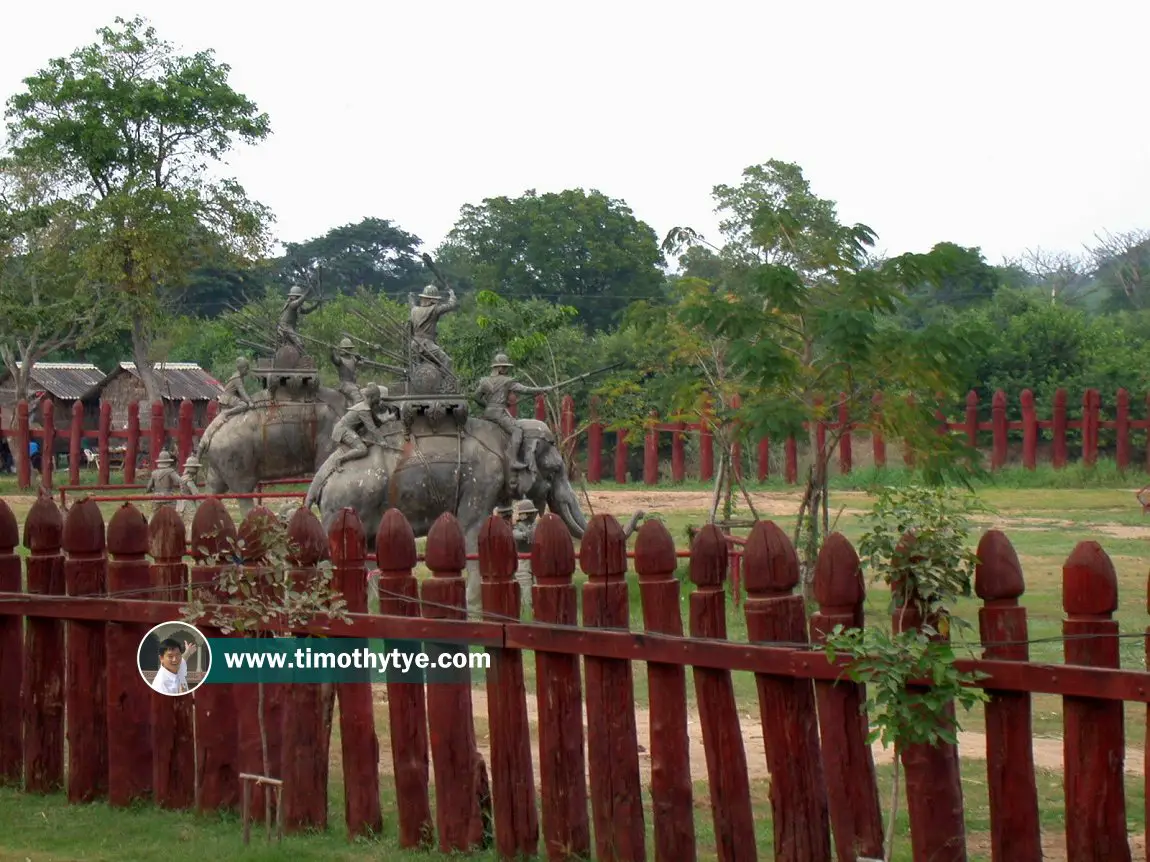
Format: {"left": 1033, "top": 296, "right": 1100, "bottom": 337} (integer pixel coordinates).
{"left": 82, "top": 362, "right": 222, "bottom": 428}
{"left": 0, "top": 362, "right": 106, "bottom": 438}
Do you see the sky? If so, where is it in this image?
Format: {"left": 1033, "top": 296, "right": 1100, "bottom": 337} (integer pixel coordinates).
{"left": 3, "top": 1, "right": 1148, "bottom": 267}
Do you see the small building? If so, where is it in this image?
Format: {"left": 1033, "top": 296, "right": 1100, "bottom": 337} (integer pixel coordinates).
{"left": 0, "top": 362, "right": 106, "bottom": 434}
{"left": 82, "top": 362, "right": 223, "bottom": 429}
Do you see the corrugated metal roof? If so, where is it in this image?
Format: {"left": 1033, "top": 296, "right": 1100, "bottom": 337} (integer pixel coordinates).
{"left": 0, "top": 362, "right": 106, "bottom": 400}
{"left": 83, "top": 362, "right": 223, "bottom": 402}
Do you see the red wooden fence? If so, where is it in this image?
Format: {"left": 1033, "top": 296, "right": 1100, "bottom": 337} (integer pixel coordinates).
{"left": 7, "top": 387, "right": 1148, "bottom": 495}
{"left": 0, "top": 496, "right": 1147, "bottom": 859}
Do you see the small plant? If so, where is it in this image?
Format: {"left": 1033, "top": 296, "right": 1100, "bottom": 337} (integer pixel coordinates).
{"left": 823, "top": 485, "right": 991, "bottom": 862}
{"left": 181, "top": 515, "right": 351, "bottom": 843}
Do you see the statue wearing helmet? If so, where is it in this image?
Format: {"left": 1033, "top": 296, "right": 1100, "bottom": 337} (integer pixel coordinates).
{"left": 512, "top": 500, "right": 539, "bottom": 614}
{"left": 197, "top": 357, "right": 254, "bottom": 456}
{"left": 277, "top": 284, "right": 321, "bottom": 352}
{"left": 407, "top": 282, "right": 459, "bottom": 373}
{"left": 145, "top": 450, "right": 181, "bottom": 515}
{"left": 177, "top": 454, "right": 201, "bottom": 521}
{"left": 331, "top": 337, "right": 363, "bottom": 406}
{"left": 472, "top": 352, "right": 554, "bottom": 474}
{"left": 303, "top": 383, "right": 392, "bottom": 508}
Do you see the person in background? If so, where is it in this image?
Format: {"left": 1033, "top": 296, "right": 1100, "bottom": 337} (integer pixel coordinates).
{"left": 28, "top": 439, "right": 41, "bottom": 473}
{"left": 512, "top": 500, "right": 538, "bottom": 615}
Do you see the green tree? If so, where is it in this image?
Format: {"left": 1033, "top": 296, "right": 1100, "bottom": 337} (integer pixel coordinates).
{"left": 436, "top": 188, "right": 667, "bottom": 331}
{"left": 2, "top": 15, "right": 273, "bottom": 402}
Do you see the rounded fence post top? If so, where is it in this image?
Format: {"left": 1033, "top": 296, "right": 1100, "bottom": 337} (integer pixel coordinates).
{"left": 743, "top": 520, "right": 799, "bottom": 593}
{"left": 189, "top": 497, "right": 237, "bottom": 562}
{"left": 689, "top": 523, "right": 728, "bottom": 587}
{"left": 0, "top": 499, "right": 18, "bottom": 551}
{"left": 974, "top": 530, "right": 1024, "bottom": 601}
{"left": 579, "top": 512, "right": 627, "bottom": 579}
{"left": 287, "top": 506, "right": 329, "bottom": 566}
{"left": 62, "top": 498, "right": 106, "bottom": 555}
{"left": 532, "top": 512, "right": 576, "bottom": 581}
{"left": 107, "top": 503, "right": 149, "bottom": 556}
{"left": 425, "top": 511, "right": 466, "bottom": 572}
{"left": 966, "top": 390, "right": 979, "bottom": 405}
{"left": 148, "top": 505, "right": 187, "bottom": 559}
{"left": 237, "top": 505, "right": 279, "bottom": 563}
{"left": 479, "top": 514, "right": 517, "bottom": 580}
{"left": 24, "top": 493, "right": 63, "bottom": 552}
{"left": 633, "top": 519, "right": 677, "bottom": 576}
{"left": 71, "top": 400, "right": 83, "bottom": 415}
{"left": 329, "top": 507, "right": 366, "bottom": 566}
{"left": 813, "top": 532, "right": 864, "bottom": 608}
{"left": 1020, "top": 389, "right": 1034, "bottom": 406}
{"left": 376, "top": 508, "right": 417, "bottom": 570}
{"left": 1063, "top": 540, "right": 1118, "bottom": 615}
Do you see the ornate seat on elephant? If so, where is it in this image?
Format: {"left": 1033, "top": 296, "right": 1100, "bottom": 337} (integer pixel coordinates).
{"left": 396, "top": 355, "right": 468, "bottom": 435}
{"left": 257, "top": 347, "right": 320, "bottom": 402}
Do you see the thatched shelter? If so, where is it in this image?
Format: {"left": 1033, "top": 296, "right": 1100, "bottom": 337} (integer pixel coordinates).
{"left": 82, "top": 362, "right": 222, "bottom": 428}
{"left": 0, "top": 362, "right": 106, "bottom": 432}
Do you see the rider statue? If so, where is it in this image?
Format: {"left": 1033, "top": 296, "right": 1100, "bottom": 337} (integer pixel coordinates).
{"left": 331, "top": 337, "right": 362, "bottom": 405}
{"left": 408, "top": 284, "right": 459, "bottom": 372}
{"left": 303, "top": 383, "right": 395, "bottom": 508}
{"left": 472, "top": 352, "right": 552, "bottom": 474}
{"left": 198, "top": 357, "right": 253, "bottom": 456}
{"left": 278, "top": 284, "right": 321, "bottom": 353}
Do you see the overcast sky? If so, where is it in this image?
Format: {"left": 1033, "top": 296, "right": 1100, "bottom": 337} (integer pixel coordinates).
{"left": 4, "top": 2, "right": 1147, "bottom": 267}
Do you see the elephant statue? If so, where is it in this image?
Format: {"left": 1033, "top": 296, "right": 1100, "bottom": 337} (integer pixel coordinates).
{"left": 198, "top": 388, "right": 347, "bottom": 515}
{"left": 314, "top": 416, "right": 602, "bottom": 610}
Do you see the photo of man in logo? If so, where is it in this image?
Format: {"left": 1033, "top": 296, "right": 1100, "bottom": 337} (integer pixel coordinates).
{"left": 138, "top": 623, "right": 210, "bottom": 695}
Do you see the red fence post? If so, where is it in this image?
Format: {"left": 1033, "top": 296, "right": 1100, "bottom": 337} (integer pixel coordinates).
{"left": 615, "top": 428, "right": 629, "bottom": 485}
{"left": 375, "top": 509, "right": 433, "bottom": 848}
{"left": 871, "top": 392, "right": 886, "bottom": 469}
{"left": 634, "top": 521, "right": 695, "bottom": 861}
{"left": 62, "top": 499, "right": 108, "bottom": 803}
{"left": 534, "top": 393, "right": 546, "bottom": 422}
{"left": 809, "top": 534, "right": 884, "bottom": 859}
{"left": 757, "top": 437, "right": 769, "bottom": 481}
{"left": 1052, "top": 388, "right": 1068, "bottom": 468}
{"left": 478, "top": 515, "right": 539, "bottom": 858}
{"left": 699, "top": 398, "right": 714, "bottom": 483}
{"left": 16, "top": 400, "right": 30, "bottom": 491}
{"left": 69, "top": 401, "right": 83, "bottom": 485}
{"left": 532, "top": 513, "right": 591, "bottom": 858}
{"left": 975, "top": 531, "right": 1041, "bottom": 860}
{"left": 1062, "top": 542, "right": 1132, "bottom": 860}
{"left": 40, "top": 396, "right": 54, "bottom": 491}
{"left": 743, "top": 521, "right": 831, "bottom": 860}
{"left": 730, "top": 394, "right": 743, "bottom": 481}
{"left": 991, "top": 390, "right": 1007, "bottom": 470}
{"left": 671, "top": 422, "right": 686, "bottom": 483}
{"left": 329, "top": 508, "right": 383, "bottom": 839}
{"left": 1082, "top": 389, "right": 1099, "bottom": 467}
{"left": 98, "top": 402, "right": 111, "bottom": 485}
{"left": 177, "top": 399, "right": 194, "bottom": 471}
{"left": 1021, "top": 389, "right": 1037, "bottom": 470}
{"left": 148, "top": 507, "right": 194, "bottom": 810}
{"left": 560, "top": 394, "right": 576, "bottom": 476}
{"left": 507, "top": 392, "right": 518, "bottom": 419}
{"left": 580, "top": 515, "right": 646, "bottom": 860}
{"left": 421, "top": 513, "right": 487, "bottom": 852}
{"left": 902, "top": 394, "right": 916, "bottom": 468}
{"left": 587, "top": 397, "right": 603, "bottom": 484}
{"left": 688, "top": 525, "right": 756, "bottom": 855}
{"left": 644, "top": 413, "right": 658, "bottom": 486}
{"left": 281, "top": 509, "right": 332, "bottom": 834}
{"left": 965, "top": 390, "right": 979, "bottom": 450}
{"left": 125, "top": 402, "right": 139, "bottom": 484}
{"left": 1116, "top": 389, "right": 1130, "bottom": 471}
{"left": 150, "top": 400, "right": 165, "bottom": 469}
{"left": 189, "top": 499, "right": 239, "bottom": 813}
{"left": 22, "top": 495, "right": 65, "bottom": 793}
{"left": 106, "top": 504, "right": 153, "bottom": 806}
{"left": 838, "top": 396, "right": 851, "bottom": 475}
{"left": 785, "top": 436, "right": 798, "bottom": 485}
{"left": 0, "top": 501, "right": 22, "bottom": 784}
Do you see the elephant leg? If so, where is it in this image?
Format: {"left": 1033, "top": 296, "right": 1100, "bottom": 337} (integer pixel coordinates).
{"left": 464, "top": 525, "right": 483, "bottom": 618}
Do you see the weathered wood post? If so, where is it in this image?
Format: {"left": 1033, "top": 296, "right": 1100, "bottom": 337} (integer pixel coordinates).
{"left": 189, "top": 498, "right": 239, "bottom": 812}
{"left": 644, "top": 412, "right": 658, "bottom": 486}
{"left": 280, "top": 507, "right": 331, "bottom": 833}
{"left": 1116, "top": 388, "right": 1130, "bottom": 471}
{"left": 69, "top": 401, "right": 84, "bottom": 485}
{"left": 743, "top": 521, "right": 830, "bottom": 861}
{"left": 964, "top": 390, "right": 979, "bottom": 453}
{"left": 40, "top": 396, "right": 54, "bottom": 491}
{"left": 535, "top": 392, "right": 546, "bottom": 421}
{"left": 975, "top": 530, "right": 1041, "bottom": 861}
{"left": 1052, "top": 388, "right": 1068, "bottom": 468}
{"left": 98, "top": 401, "right": 112, "bottom": 485}
{"left": 615, "top": 428, "right": 629, "bottom": 484}
{"left": 634, "top": 519, "right": 695, "bottom": 862}
{"left": 1021, "top": 389, "right": 1037, "bottom": 470}
{"left": 125, "top": 401, "right": 140, "bottom": 484}
{"left": 785, "top": 435, "right": 798, "bottom": 485}
{"left": 22, "top": 494, "right": 65, "bottom": 792}
{"left": 178, "top": 399, "right": 195, "bottom": 470}
{"left": 148, "top": 506, "right": 194, "bottom": 809}
{"left": 0, "top": 500, "right": 22, "bottom": 785}
{"left": 990, "top": 390, "right": 1007, "bottom": 470}
{"left": 1082, "top": 389, "right": 1100, "bottom": 467}
{"left": 688, "top": 524, "right": 756, "bottom": 860}
{"left": 580, "top": 514, "right": 646, "bottom": 861}
{"left": 478, "top": 514, "right": 539, "bottom": 859}
{"left": 421, "top": 512, "right": 489, "bottom": 852}
{"left": 106, "top": 503, "right": 153, "bottom": 805}
{"left": 15, "top": 400, "right": 30, "bottom": 490}
{"left": 587, "top": 396, "right": 603, "bottom": 483}
{"left": 375, "top": 509, "right": 432, "bottom": 848}
{"left": 329, "top": 508, "right": 383, "bottom": 839}
{"left": 62, "top": 499, "right": 108, "bottom": 802}
{"left": 532, "top": 512, "right": 591, "bottom": 859}
{"left": 1063, "top": 541, "right": 1131, "bottom": 861}
{"left": 808, "top": 533, "right": 884, "bottom": 862}
{"left": 672, "top": 421, "right": 687, "bottom": 483}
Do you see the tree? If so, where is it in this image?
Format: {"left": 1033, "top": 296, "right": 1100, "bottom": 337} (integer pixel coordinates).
{"left": 1087, "top": 228, "right": 1150, "bottom": 312}
{"left": 897, "top": 242, "right": 1000, "bottom": 323}
{"left": 0, "top": 163, "right": 114, "bottom": 400}
{"left": 3, "top": 15, "right": 274, "bottom": 402}
{"left": 660, "top": 160, "right": 975, "bottom": 583}
{"left": 436, "top": 188, "right": 667, "bottom": 331}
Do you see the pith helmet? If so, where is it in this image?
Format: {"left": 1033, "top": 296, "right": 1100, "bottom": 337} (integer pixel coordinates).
{"left": 157, "top": 451, "right": 174, "bottom": 466}
{"left": 419, "top": 284, "right": 441, "bottom": 301}
{"left": 183, "top": 454, "right": 200, "bottom": 469}
{"left": 360, "top": 383, "right": 381, "bottom": 402}
{"left": 517, "top": 500, "right": 537, "bottom": 516}
{"left": 288, "top": 285, "right": 306, "bottom": 297}
{"left": 236, "top": 356, "right": 250, "bottom": 370}
{"left": 338, "top": 337, "right": 354, "bottom": 350}
{"left": 495, "top": 505, "right": 514, "bottom": 517}
{"left": 492, "top": 352, "right": 514, "bottom": 369}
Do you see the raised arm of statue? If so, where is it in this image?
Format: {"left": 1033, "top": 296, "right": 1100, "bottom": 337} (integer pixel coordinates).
{"left": 472, "top": 378, "right": 490, "bottom": 406}
{"left": 511, "top": 380, "right": 550, "bottom": 397}
{"left": 434, "top": 289, "right": 459, "bottom": 318}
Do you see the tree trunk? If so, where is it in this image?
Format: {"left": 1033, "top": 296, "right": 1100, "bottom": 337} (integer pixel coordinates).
{"left": 131, "top": 316, "right": 164, "bottom": 403}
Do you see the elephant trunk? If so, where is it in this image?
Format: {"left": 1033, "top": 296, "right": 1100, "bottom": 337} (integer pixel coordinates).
{"left": 549, "top": 480, "right": 588, "bottom": 538}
